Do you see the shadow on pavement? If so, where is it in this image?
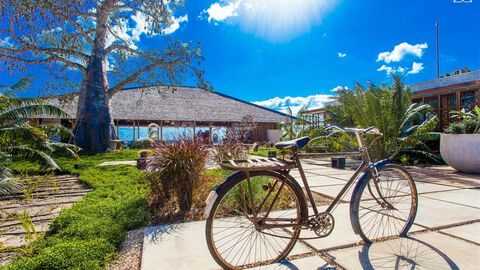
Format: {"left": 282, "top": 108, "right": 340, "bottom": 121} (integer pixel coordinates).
{"left": 358, "top": 236, "right": 459, "bottom": 270}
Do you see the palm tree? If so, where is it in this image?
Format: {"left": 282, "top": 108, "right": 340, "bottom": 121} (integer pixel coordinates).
{"left": 325, "top": 75, "right": 439, "bottom": 161}
{"left": 0, "top": 78, "right": 79, "bottom": 196}
{"left": 281, "top": 106, "right": 310, "bottom": 140}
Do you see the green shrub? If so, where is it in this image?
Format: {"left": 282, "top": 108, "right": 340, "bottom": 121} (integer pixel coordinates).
{"left": 1, "top": 150, "right": 149, "bottom": 270}
{"left": 445, "top": 118, "right": 478, "bottom": 134}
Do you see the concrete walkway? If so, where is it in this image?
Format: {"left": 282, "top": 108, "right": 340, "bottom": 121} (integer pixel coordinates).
{"left": 141, "top": 161, "right": 480, "bottom": 269}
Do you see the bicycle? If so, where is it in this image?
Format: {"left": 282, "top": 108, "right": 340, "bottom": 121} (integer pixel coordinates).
{"left": 204, "top": 124, "right": 418, "bottom": 269}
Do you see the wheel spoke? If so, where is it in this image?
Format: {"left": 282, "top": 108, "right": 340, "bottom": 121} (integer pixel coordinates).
{"left": 207, "top": 173, "right": 303, "bottom": 269}
{"left": 356, "top": 166, "right": 417, "bottom": 242}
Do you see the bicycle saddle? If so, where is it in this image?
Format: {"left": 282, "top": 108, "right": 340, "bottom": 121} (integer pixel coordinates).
{"left": 274, "top": 136, "right": 311, "bottom": 151}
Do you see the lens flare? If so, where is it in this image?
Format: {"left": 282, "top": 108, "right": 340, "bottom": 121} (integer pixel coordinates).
{"left": 236, "top": 0, "right": 338, "bottom": 42}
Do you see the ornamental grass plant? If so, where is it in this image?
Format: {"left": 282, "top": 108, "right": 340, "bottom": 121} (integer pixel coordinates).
{"left": 144, "top": 135, "right": 209, "bottom": 220}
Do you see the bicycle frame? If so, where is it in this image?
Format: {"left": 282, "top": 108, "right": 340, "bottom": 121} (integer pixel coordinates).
{"left": 254, "top": 129, "right": 384, "bottom": 230}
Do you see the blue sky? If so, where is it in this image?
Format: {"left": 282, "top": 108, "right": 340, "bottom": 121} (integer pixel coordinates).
{"left": 1, "top": 0, "right": 479, "bottom": 114}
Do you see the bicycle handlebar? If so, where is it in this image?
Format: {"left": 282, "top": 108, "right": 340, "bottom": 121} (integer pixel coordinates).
{"left": 324, "top": 124, "right": 382, "bottom": 135}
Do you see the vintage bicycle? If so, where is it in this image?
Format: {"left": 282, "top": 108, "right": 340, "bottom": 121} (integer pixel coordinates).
{"left": 204, "top": 124, "right": 418, "bottom": 269}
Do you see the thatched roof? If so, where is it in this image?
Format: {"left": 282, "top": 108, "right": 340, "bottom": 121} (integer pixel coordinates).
{"left": 46, "top": 86, "right": 288, "bottom": 123}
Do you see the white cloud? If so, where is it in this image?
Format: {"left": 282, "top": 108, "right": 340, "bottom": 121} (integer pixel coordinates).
{"left": 106, "top": 12, "right": 188, "bottom": 49}
{"left": 202, "top": 0, "right": 241, "bottom": 23}
{"left": 377, "top": 65, "right": 405, "bottom": 75}
{"left": 377, "top": 42, "right": 428, "bottom": 63}
{"left": 252, "top": 87, "right": 346, "bottom": 114}
{"left": 163, "top": 15, "right": 188, "bottom": 35}
{"left": 337, "top": 52, "right": 346, "bottom": 58}
{"left": 377, "top": 62, "right": 424, "bottom": 76}
{"left": 407, "top": 62, "right": 424, "bottom": 74}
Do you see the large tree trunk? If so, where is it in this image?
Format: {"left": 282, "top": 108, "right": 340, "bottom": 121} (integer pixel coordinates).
{"left": 72, "top": 1, "right": 116, "bottom": 153}
{"left": 73, "top": 54, "right": 116, "bottom": 152}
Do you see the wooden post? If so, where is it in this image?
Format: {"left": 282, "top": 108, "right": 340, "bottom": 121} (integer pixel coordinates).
{"left": 209, "top": 122, "right": 213, "bottom": 144}
{"left": 133, "top": 120, "right": 136, "bottom": 143}
{"left": 160, "top": 121, "right": 163, "bottom": 141}
{"left": 193, "top": 122, "right": 196, "bottom": 142}
{"left": 115, "top": 120, "right": 119, "bottom": 139}
{"left": 437, "top": 95, "right": 441, "bottom": 129}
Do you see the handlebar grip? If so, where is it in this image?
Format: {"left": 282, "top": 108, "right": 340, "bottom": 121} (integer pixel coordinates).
{"left": 364, "top": 126, "right": 381, "bottom": 134}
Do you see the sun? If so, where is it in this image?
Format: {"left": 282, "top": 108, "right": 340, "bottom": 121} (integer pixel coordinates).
{"left": 236, "top": 0, "right": 338, "bottom": 42}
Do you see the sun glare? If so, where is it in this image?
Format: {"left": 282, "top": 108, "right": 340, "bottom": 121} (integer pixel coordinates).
{"left": 237, "top": 0, "right": 338, "bottom": 42}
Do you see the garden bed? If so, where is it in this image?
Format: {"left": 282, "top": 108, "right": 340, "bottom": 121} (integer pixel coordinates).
{"left": 1, "top": 149, "right": 149, "bottom": 270}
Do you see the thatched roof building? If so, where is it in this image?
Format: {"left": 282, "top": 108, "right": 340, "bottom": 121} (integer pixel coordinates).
{"left": 40, "top": 86, "right": 288, "bottom": 142}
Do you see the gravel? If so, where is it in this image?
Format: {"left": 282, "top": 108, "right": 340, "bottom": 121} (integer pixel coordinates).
{"left": 106, "top": 228, "right": 145, "bottom": 270}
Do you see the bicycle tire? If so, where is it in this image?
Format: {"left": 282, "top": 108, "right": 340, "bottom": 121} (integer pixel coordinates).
{"left": 205, "top": 170, "right": 308, "bottom": 269}
{"left": 351, "top": 164, "right": 418, "bottom": 243}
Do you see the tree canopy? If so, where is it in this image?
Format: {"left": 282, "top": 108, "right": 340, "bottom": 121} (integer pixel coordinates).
{"left": 0, "top": 0, "right": 208, "bottom": 94}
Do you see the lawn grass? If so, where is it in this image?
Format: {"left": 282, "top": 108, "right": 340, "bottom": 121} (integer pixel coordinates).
{"left": 2, "top": 149, "right": 149, "bottom": 270}
{"left": 246, "top": 146, "right": 280, "bottom": 157}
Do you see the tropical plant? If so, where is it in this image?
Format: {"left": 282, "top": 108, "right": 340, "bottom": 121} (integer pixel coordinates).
{"left": 445, "top": 106, "right": 480, "bottom": 134}
{"left": 144, "top": 134, "right": 209, "bottom": 216}
{"left": 0, "top": 169, "right": 20, "bottom": 196}
{"left": 325, "top": 75, "right": 439, "bottom": 161}
{"left": 0, "top": 79, "right": 79, "bottom": 175}
{"left": 281, "top": 106, "right": 310, "bottom": 140}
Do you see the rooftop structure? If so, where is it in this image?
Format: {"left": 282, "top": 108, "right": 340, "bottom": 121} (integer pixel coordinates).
{"left": 39, "top": 86, "right": 290, "bottom": 143}
{"left": 411, "top": 69, "right": 480, "bottom": 130}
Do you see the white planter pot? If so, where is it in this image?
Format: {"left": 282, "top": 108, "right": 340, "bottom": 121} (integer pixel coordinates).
{"left": 440, "top": 133, "right": 480, "bottom": 174}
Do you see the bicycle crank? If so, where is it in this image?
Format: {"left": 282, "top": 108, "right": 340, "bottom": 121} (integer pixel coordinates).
{"left": 309, "top": 213, "right": 335, "bottom": 237}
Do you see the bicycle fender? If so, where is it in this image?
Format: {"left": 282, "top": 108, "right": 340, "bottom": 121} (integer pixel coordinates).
{"left": 203, "top": 171, "right": 245, "bottom": 219}
{"left": 349, "top": 159, "right": 389, "bottom": 234}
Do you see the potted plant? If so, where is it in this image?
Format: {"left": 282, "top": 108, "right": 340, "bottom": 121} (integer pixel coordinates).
{"left": 440, "top": 106, "right": 480, "bottom": 174}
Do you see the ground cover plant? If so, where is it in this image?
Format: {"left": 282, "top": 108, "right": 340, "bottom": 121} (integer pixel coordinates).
{"left": 1, "top": 149, "right": 149, "bottom": 270}
{"left": 246, "top": 146, "right": 281, "bottom": 157}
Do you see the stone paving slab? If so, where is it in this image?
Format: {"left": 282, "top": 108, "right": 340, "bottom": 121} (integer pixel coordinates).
{"left": 420, "top": 189, "right": 480, "bottom": 209}
{"left": 141, "top": 221, "right": 313, "bottom": 270}
{"left": 440, "top": 222, "right": 480, "bottom": 244}
{"left": 414, "top": 196, "right": 480, "bottom": 228}
{"left": 408, "top": 166, "right": 480, "bottom": 189}
{"left": 414, "top": 182, "right": 460, "bottom": 194}
{"left": 141, "top": 165, "right": 480, "bottom": 269}
{"left": 98, "top": 160, "right": 137, "bottom": 166}
{"left": 251, "top": 256, "right": 332, "bottom": 270}
{"left": 328, "top": 231, "right": 480, "bottom": 270}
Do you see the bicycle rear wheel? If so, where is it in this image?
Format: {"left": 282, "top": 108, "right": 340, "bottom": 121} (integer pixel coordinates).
{"left": 205, "top": 171, "right": 307, "bottom": 269}
{"left": 351, "top": 164, "right": 418, "bottom": 243}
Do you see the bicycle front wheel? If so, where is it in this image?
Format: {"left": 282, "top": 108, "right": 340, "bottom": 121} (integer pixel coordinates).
{"left": 351, "top": 164, "right": 418, "bottom": 243}
{"left": 205, "top": 171, "right": 307, "bottom": 269}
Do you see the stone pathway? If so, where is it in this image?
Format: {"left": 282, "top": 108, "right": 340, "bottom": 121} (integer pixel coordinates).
{"left": 98, "top": 160, "right": 137, "bottom": 166}
{"left": 0, "top": 175, "right": 91, "bottom": 265}
{"left": 141, "top": 160, "right": 480, "bottom": 269}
